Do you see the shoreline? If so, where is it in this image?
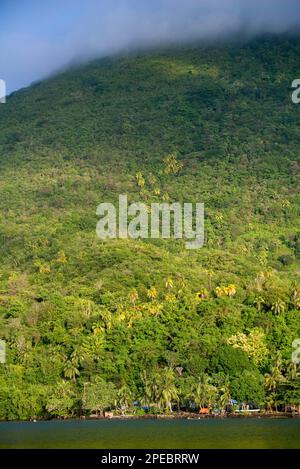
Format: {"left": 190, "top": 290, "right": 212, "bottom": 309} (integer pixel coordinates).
{"left": 1, "top": 412, "right": 300, "bottom": 423}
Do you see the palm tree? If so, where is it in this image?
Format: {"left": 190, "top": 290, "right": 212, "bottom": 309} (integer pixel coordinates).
{"left": 254, "top": 296, "right": 265, "bottom": 312}
{"left": 100, "top": 308, "right": 112, "bottom": 330}
{"left": 287, "top": 360, "right": 298, "bottom": 381}
{"left": 63, "top": 359, "right": 80, "bottom": 383}
{"left": 218, "top": 386, "right": 231, "bottom": 413}
{"left": 71, "top": 349, "right": 85, "bottom": 365}
{"left": 265, "top": 393, "right": 276, "bottom": 412}
{"left": 264, "top": 361, "right": 286, "bottom": 411}
{"left": 92, "top": 322, "right": 104, "bottom": 335}
{"left": 264, "top": 370, "right": 278, "bottom": 392}
{"left": 117, "top": 384, "right": 133, "bottom": 414}
{"left": 128, "top": 289, "right": 139, "bottom": 306}
{"left": 141, "top": 370, "right": 161, "bottom": 407}
{"left": 158, "top": 368, "right": 178, "bottom": 413}
{"left": 192, "top": 375, "right": 217, "bottom": 410}
{"left": 165, "top": 278, "right": 174, "bottom": 290}
{"left": 271, "top": 300, "right": 286, "bottom": 315}
{"left": 147, "top": 287, "right": 158, "bottom": 301}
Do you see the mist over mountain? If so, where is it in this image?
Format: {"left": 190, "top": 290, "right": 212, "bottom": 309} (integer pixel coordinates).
{"left": 0, "top": 36, "right": 300, "bottom": 419}
{"left": 1, "top": 0, "right": 300, "bottom": 93}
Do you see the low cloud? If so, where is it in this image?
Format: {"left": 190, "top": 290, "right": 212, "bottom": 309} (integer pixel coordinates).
{"left": 1, "top": 0, "right": 300, "bottom": 93}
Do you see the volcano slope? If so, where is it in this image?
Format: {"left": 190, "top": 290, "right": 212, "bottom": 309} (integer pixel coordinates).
{"left": 0, "top": 36, "right": 299, "bottom": 419}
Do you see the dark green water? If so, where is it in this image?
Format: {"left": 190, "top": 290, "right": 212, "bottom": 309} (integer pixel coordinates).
{"left": 0, "top": 418, "right": 299, "bottom": 449}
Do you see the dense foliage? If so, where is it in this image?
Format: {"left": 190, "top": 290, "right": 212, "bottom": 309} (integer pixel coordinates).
{"left": 0, "top": 36, "right": 299, "bottom": 419}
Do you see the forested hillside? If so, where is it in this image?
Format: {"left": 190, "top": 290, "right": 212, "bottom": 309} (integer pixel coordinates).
{"left": 0, "top": 36, "right": 299, "bottom": 419}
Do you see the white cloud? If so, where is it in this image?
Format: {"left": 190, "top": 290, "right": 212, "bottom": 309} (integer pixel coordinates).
{"left": 0, "top": 0, "right": 299, "bottom": 93}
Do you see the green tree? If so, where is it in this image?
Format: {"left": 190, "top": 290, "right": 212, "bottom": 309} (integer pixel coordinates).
{"left": 82, "top": 377, "right": 116, "bottom": 416}
{"left": 117, "top": 384, "right": 133, "bottom": 414}
{"left": 192, "top": 374, "right": 217, "bottom": 409}
{"left": 46, "top": 381, "right": 76, "bottom": 418}
{"left": 158, "top": 368, "right": 178, "bottom": 413}
{"left": 63, "top": 359, "right": 80, "bottom": 383}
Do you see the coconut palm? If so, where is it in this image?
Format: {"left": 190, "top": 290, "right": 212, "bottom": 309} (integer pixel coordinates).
{"left": 141, "top": 370, "right": 161, "bottom": 407}
{"left": 117, "top": 384, "right": 133, "bottom": 414}
{"left": 128, "top": 289, "right": 139, "bottom": 306}
{"left": 264, "top": 370, "right": 278, "bottom": 392}
{"left": 158, "top": 368, "right": 178, "bottom": 413}
{"left": 147, "top": 287, "right": 158, "bottom": 301}
{"left": 271, "top": 300, "right": 286, "bottom": 315}
{"left": 218, "top": 385, "right": 231, "bottom": 413}
{"left": 192, "top": 375, "right": 217, "bottom": 409}
{"left": 287, "top": 360, "right": 298, "bottom": 381}
{"left": 264, "top": 362, "right": 286, "bottom": 411}
{"left": 63, "top": 359, "right": 80, "bottom": 383}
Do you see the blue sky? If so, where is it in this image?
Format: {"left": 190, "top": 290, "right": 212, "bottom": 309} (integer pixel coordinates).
{"left": 1, "top": 0, "right": 300, "bottom": 93}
